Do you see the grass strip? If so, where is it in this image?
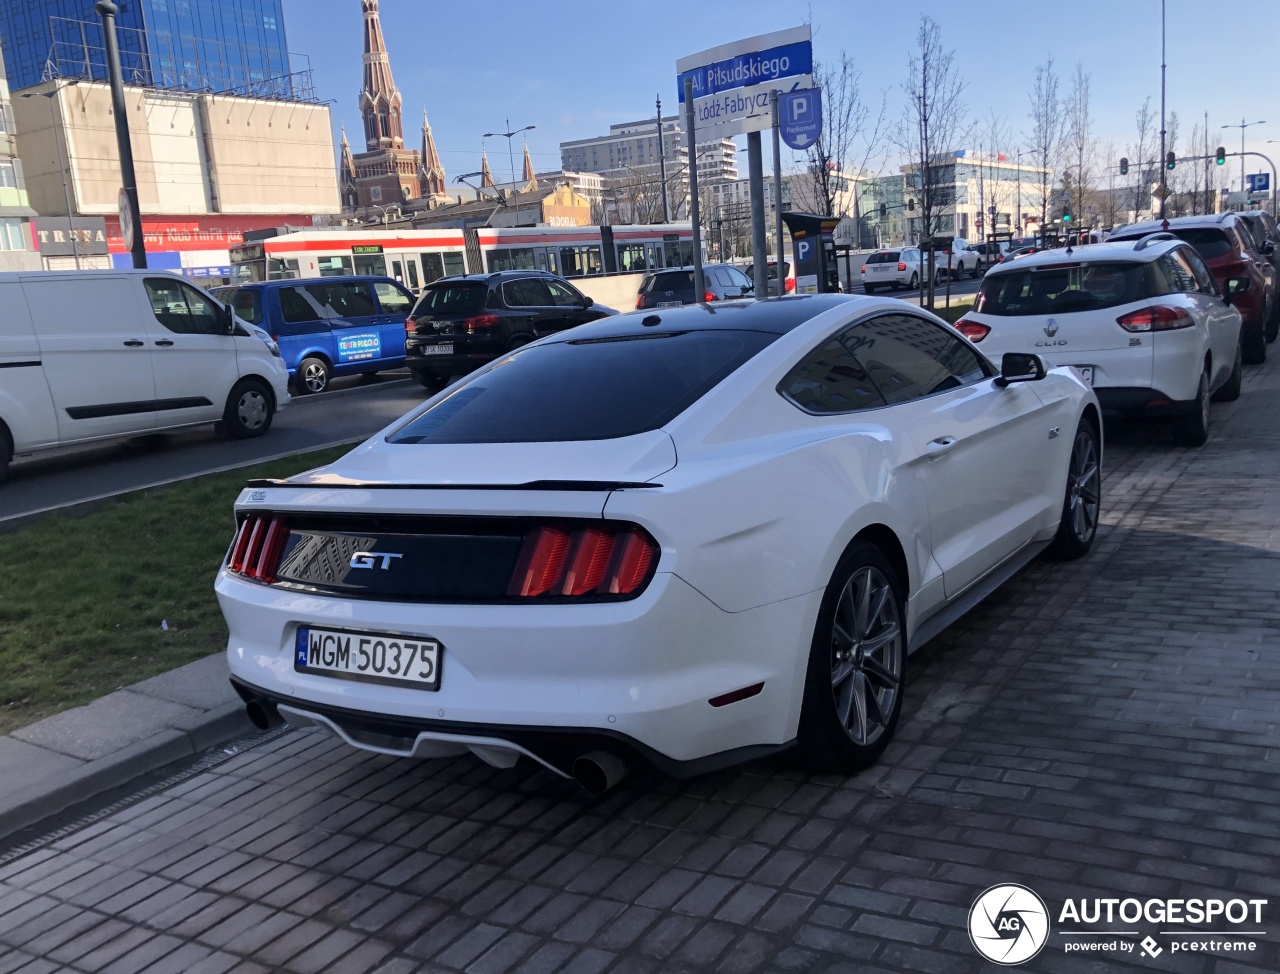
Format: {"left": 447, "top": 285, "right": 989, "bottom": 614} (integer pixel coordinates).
{"left": 0, "top": 446, "right": 349, "bottom": 735}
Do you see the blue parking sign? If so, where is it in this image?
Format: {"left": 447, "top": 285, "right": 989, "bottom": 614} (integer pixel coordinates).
{"left": 779, "top": 88, "right": 823, "bottom": 150}
{"left": 1247, "top": 172, "right": 1270, "bottom": 193}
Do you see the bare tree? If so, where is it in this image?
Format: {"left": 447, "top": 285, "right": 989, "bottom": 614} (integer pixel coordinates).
{"left": 1065, "top": 62, "right": 1093, "bottom": 226}
{"left": 1026, "top": 57, "right": 1064, "bottom": 236}
{"left": 976, "top": 110, "right": 1015, "bottom": 241}
{"left": 897, "top": 15, "right": 967, "bottom": 308}
{"left": 1098, "top": 138, "right": 1124, "bottom": 228}
{"left": 1127, "top": 98, "right": 1155, "bottom": 221}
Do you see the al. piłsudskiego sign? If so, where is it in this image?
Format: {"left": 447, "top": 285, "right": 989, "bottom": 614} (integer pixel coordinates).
{"left": 676, "top": 26, "right": 813, "bottom": 141}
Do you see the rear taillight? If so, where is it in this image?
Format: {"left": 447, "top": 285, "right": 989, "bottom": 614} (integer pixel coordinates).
{"left": 636, "top": 294, "right": 646, "bottom": 309}
{"left": 507, "top": 523, "right": 658, "bottom": 599}
{"left": 703, "top": 291, "right": 717, "bottom": 303}
{"left": 228, "top": 514, "right": 289, "bottom": 583}
{"left": 404, "top": 316, "right": 416, "bottom": 334}
{"left": 897, "top": 262, "right": 907, "bottom": 271}
{"left": 1116, "top": 306, "right": 1195, "bottom": 332}
{"left": 860, "top": 264, "right": 867, "bottom": 273}
{"left": 784, "top": 277, "right": 795, "bottom": 292}
{"left": 463, "top": 313, "right": 501, "bottom": 334}
{"left": 954, "top": 319, "right": 991, "bottom": 342}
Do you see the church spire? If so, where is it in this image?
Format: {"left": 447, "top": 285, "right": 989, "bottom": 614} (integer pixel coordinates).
{"left": 339, "top": 126, "right": 357, "bottom": 205}
{"left": 521, "top": 142, "right": 537, "bottom": 190}
{"left": 359, "top": 0, "right": 404, "bottom": 150}
{"left": 481, "top": 149, "right": 494, "bottom": 188}
{"left": 420, "top": 108, "right": 446, "bottom": 197}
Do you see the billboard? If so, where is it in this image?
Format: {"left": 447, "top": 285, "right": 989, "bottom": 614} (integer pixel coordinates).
{"left": 676, "top": 26, "right": 813, "bottom": 141}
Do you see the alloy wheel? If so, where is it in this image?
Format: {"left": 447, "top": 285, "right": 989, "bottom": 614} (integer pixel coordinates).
{"left": 303, "top": 363, "right": 327, "bottom": 393}
{"left": 830, "top": 566, "right": 903, "bottom": 747}
{"left": 1068, "top": 427, "right": 1100, "bottom": 544}
{"left": 237, "top": 390, "right": 268, "bottom": 430}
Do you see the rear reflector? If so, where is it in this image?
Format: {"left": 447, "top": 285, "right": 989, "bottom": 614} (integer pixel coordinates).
{"left": 508, "top": 523, "right": 658, "bottom": 599}
{"left": 228, "top": 514, "right": 289, "bottom": 582}
{"left": 709, "top": 682, "right": 765, "bottom": 707}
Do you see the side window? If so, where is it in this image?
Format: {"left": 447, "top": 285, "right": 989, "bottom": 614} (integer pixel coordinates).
{"left": 727, "top": 267, "right": 754, "bottom": 289}
{"left": 179, "top": 282, "right": 224, "bottom": 335}
{"left": 853, "top": 314, "right": 990, "bottom": 405}
{"left": 546, "top": 279, "right": 585, "bottom": 307}
{"left": 503, "top": 278, "right": 553, "bottom": 307}
{"left": 145, "top": 277, "right": 192, "bottom": 333}
{"left": 779, "top": 330, "right": 887, "bottom": 414}
{"left": 1182, "top": 247, "right": 1217, "bottom": 293}
{"left": 1160, "top": 251, "right": 1200, "bottom": 293}
{"left": 279, "top": 286, "right": 326, "bottom": 324}
{"left": 233, "top": 290, "right": 263, "bottom": 326}
{"left": 373, "top": 281, "right": 413, "bottom": 315}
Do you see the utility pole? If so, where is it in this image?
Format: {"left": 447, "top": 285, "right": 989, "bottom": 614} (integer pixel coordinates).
{"left": 770, "top": 89, "right": 784, "bottom": 292}
{"left": 1204, "top": 111, "right": 1210, "bottom": 214}
{"left": 656, "top": 95, "right": 670, "bottom": 224}
{"left": 1158, "top": 0, "right": 1167, "bottom": 225}
{"left": 96, "top": 0, "right": 146, "bottom": 268}
{"left": 683, "top": 77, "right": 704, "bottom": 303}
{"left": 747, "top": 131, "right": 767, "bottom": 299}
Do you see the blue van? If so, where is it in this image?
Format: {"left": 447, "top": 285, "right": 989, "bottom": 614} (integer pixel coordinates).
{"left": 211, "top": 276, "right": 415, "bottom": 394}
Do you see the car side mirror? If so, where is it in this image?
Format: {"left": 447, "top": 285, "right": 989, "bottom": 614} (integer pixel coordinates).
{"left": 995, "top": 352, "right": 1047, "bottom": 387}
{"left": 582, "top": 295, "right": 594, "bottom": 308}
{"left": 1262, "top": 240, "right": 1275, "bottom": 256}
{"left": 1224, "top": 276, "right": 1251, "bottom": 305}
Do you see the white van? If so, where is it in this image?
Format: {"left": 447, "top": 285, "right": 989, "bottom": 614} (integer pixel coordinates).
{"left": 0, "top": 269, "right": 290, "bottom": 480}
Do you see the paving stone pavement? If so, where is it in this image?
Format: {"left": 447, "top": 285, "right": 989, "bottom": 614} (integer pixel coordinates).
{"left": 2, "top": 358, "right": 1279, "bottom": 974}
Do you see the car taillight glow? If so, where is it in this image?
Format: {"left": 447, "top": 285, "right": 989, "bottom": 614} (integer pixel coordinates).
{"left": 703, "top": 291, "right": 717, "bottom": 303}
{"left": 861, "top": 264, "right": 867, "bottom": 273}
{"left": 784, "top": 277, "right": 795, "bottom": 292}
{"left": 507, "top": 523, "right": 658, "bottom": 599}
{"left": 636, "top": 294, "right": 646, "bottom": 309}
{"left": 228, "top": 514, "right": 289, "bottom": 582}
{"left": 954, "top": 319, "right": 991, "bottom": 342}
{"left": 1116, "top": 305, "right": 1195, "bottom": 332}
{"left": 463, "top": 313, "right": 501, "bottom": 334}
{"left": 404, "top": 316, "right": 416, "bottom": 334}
{"left": 897, "top": 262, "right": 907, "bottom": 271}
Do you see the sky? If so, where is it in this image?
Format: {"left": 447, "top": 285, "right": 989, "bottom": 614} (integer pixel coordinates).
{"left": 283, "top": 0, "right": 1280, "bottom": 192}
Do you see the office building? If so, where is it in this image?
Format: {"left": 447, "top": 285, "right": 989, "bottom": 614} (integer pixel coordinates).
{"left": 0, "top": 33, "right": 40, "bottom": 271}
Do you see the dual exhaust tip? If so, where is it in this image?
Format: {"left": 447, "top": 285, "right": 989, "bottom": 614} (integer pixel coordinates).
{"left": 242, "top": 698, "right": 628, "bottom": 793}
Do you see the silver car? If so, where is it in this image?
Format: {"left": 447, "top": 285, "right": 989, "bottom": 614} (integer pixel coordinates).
{"left": 860, "top": 247, "right": 927, "bottom": 292}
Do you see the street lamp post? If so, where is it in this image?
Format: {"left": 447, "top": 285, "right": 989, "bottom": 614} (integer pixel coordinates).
{"left": 1223, "top": 118, "right": 1265, "bottom": 195}
{"left": 96, "top": 0, "right": 146, "bottom": 268}
{"left": 483, "top": 119, "right": 536, "bottom": 186}
{"left": 21, "top": 82, "right": 79, "bottom": 269}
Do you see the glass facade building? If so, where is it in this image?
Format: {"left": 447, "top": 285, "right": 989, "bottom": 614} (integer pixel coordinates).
{"left": 0, "top": 0, "right": 299, "bottom": 99}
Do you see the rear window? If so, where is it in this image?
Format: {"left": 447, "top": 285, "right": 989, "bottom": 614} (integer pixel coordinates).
{"left": 975, "top": 261, "right": 1153, "bottom": 316}
{"left": 865, "top": 252, "right": 901, "bottom": 263}
{"left": 643, "top": 271, "right": 695, "bottom": 292}
{"left": 388, "top": 330, "right": 775, "bottom": 443}
{"left": 412, "top": 282, "right": 487, "bottom": 317}
{"left": 1170, "top": 228, "right": 1235, "bottom": 261}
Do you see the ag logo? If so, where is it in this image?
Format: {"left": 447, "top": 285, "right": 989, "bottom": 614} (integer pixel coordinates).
{"left": 969, "top": 884, "right": 1049, "bottom": 965}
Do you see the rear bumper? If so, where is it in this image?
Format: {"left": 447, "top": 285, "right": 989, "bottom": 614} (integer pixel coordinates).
{"left": 406, "top": 350, "right": 497, "bottom": 375}
{"left": 1094, "top": 386, "right": 1199, "bottom": 416}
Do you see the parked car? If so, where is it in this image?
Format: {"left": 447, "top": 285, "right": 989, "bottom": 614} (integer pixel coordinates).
{"left": 971, "top": 241, "right": 1013, "bottom": 272}
{"left": 212, "top": 275, "right": 415, "bottom": 395}
{"left": 218, "top": 293, "right": 1100, "bottom": 790}
{"left": 635, "top": 264, "right": 755, "bottom": 308}
{"left": 956, "top": 235, "right": 1243, "bottom": 446}
{"left": 0, "top": 269, "right": 289, "bottom": 480}
{"left": 1107, "top": 214, "right": 1276, "bottom": 363}
{"left": 1235, "top": 211, "right": 1280, "bottom": 341}
{"left": 937, "top": 237, "right": 981, "bottom": 279}
{"left": 860, "top": 248, "right": 925, "bottom": 292}
{"left": 766, "top": 260, "right": 794, "bottom": 296}
{"left": 405, "top": 271, "right": 616, "bottom": 390}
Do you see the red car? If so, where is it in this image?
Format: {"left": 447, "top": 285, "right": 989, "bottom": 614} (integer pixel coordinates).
{"left": 1109, "top": 214, "right": 1276, "bottom": 364}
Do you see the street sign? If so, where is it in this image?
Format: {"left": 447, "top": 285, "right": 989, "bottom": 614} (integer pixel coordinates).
{"left": 118, "top": 187, "right": 134, "bottom": 253}
{"left": 1247, "top": 172, "right": 1271, "bottom": 193}
{"left": 676, "top": 26, "right": 813, "bottom": 141}
{"left": 987, "top": 205, "right": 997, "bottom": 216}
{"left": 778, "top": 88, "right": 822, "bottom": 150}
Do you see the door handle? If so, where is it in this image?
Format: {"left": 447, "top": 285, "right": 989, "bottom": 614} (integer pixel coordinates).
{"left": 154, "top": 339, "right": 175, "bottom": 347}
{"left": 926, "top": 436, "right": 957, "bottom": 457}
{"left": 123, "top": 339, "right": 145, "bottom": 347}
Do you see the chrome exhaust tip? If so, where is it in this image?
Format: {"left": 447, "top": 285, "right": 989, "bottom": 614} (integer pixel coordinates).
{"left": 571, "top": 751, "right": 628, "bottom": 794}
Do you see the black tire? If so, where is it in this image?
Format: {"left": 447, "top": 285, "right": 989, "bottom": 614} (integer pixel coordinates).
{"left": 1267, "top": 305, "right": 1279, "bottom": 343}
{"left": 222, "top": 379, "right": 274, "bottom": 440}
{"left": 1172, "top": 369, "right": 1210, "bottom": 447}
{"left": 864, "top": 284, "right": 877, "bottom": 294}
{"left": 1211, "top": 341, "right": 1242, "bottom": 403}
{"left": 909, "top": 273, "right": 919, "bottom": 290}
{"left": 1243, "top": 323, "right": 1267, "bottom": 365}
{"left": 296, "top": 356, "right": 331, "bottom": 395}
{"left": 0, "top": 432, "right": 10, "bottom": 484}
{"left": 797, "top": 541, "right": 906, "bottom": 773}
{"left": 411, "top": 370, "right": 446, "bottom": 392}
{"left": 1043, "top": 419, "right": 1102, "bottom": 560}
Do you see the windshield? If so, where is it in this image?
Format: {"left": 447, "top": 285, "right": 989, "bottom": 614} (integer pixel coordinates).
{"left": 412, "top": 282, "right": 487, "bottom": 317}
{"left": 388, "top": 329, "right": 776, "bottom": 443}
{"left": 975, "top": 261, "right": 1154, "bottom": 316}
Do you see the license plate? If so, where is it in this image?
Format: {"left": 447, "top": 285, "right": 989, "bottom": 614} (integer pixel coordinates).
{"left": 1074, "top": 366, "right": 1095, "bottom": 385}
{"left": 657, "top": 300, "right": 683, "bottom": 308}
{"left": 296, "top": 627, "right": 441, "bottom": 690}
{"left": 421, "top": 344, "right": 453, "bottom": 356}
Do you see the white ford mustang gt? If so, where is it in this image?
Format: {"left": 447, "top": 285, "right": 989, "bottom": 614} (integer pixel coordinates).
{"left": 217, "top": 294, "right": 1101, "bottom": 791}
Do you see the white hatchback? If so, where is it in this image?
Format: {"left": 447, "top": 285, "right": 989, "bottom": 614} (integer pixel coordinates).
{"left": 955, "top": 234, "right": 1245, "bottom": 446}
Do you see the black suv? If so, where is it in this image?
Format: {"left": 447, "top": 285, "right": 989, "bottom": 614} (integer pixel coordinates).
{"left": 635, "top": 263, "right": 755, "bottom": 308}
{"left": 404, "top": 271, "right": 616, "bottom": 389}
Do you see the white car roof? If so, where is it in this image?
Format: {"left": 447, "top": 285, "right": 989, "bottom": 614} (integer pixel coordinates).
{"left": 983, "top": 238, "right": 1179, "bottom": 277}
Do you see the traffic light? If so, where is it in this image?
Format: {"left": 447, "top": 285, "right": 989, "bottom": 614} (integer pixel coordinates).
{"left": 1166, "top": 151, "right": 1176, "bottom": 170}
{"left": 1062, "top": 205, "right": 1072, "bottom": 223}
{"left": 879, "top": 203, "right": 888, "bottom": 218}
{"left": 1119, "top": 157, "right": 1129, "bottom": 175}
{"left": 907, "top": 198, "right": 916, "bottom": 211}
{"left": 1216, "top": 146, "right": 1227, "bottom": 166}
